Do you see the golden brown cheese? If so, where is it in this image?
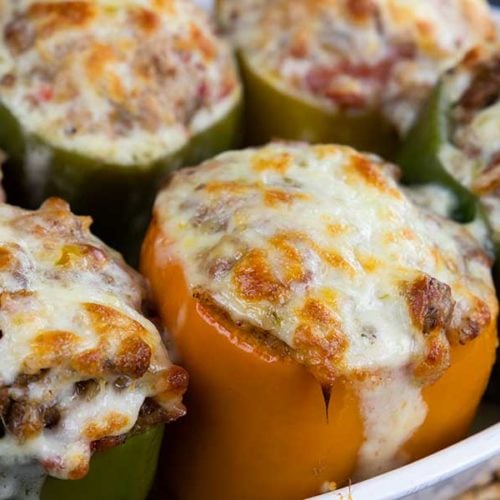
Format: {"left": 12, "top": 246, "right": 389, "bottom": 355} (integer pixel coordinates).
{"left": 0, "top": 0, "right": 240, "bottom": 164}
{"left": 219, "top": 0, "right": 495, "bottom": 133}
{"left": 155, "top": 142, "right": 496, "bottom": 386}
{"left": 0, "top": 198, "right": 187, "bottom": 479}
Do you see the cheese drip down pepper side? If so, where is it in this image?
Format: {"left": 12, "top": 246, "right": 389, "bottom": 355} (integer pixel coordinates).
{"left": 141, "top": 142, "right": 498, "bottom": 500}
{"left": 217, "top": 0, "right": 495, "bottom": 157}
{"left": 0, "top": 0, "right": 242, "bottom": 262}
{"left": 0, "top": 198, "right": 188, "bottom": 499}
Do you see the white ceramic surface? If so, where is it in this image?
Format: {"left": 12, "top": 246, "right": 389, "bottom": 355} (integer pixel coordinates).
{"left": 190, "top": 1, "right": 500, "bottom": 498}
{"left": 193, "top": 0, "right": 213, "bottom": 11}
{"left": 312, "top": 422, "right": 500, "bottom": 500}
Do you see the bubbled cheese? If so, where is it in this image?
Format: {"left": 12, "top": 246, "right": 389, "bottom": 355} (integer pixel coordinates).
{"left": 154, "top": 142, "right": 496, "bottom": 477}
{"left": 219, "top": 0, "right": 495, "bottom": 133}
{"left": 0, "top": 0, "right": 240, "bottom": 165}
{"left": 0, "top": 198, "right": 187, "bottom": 480}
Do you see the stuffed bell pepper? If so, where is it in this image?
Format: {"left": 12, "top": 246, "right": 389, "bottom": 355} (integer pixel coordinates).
{"left": 141, "top": 142, "right": 497, "bottom": 500}
{"left": 0, "top": 198, "right": 188, "bottom": 499}
{"left": 0, "top": 0, "right": 241, "bottom": 262}
{"left": 217, "top": 0, "right": 495, "bottom": 157}
{"left": 399, "top": 44, "right": 500, "bottom": 240}
{"left": 399, "top": 44, "right": 500, "bottom": 400}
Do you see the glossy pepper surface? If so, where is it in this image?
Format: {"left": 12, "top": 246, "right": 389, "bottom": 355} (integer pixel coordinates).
{"left": 397, "top": 83, "right": 479, "bottom": 224}
{"left": 41, "top": 426, "right": 163, "bottom": 500}
{"left": 239, "top": 55, "right": 398, "bottom": 158}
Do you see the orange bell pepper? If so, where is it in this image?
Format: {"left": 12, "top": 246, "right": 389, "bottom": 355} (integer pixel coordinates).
{"left": 141, "top": 220, "right": 497, "bottom": 500}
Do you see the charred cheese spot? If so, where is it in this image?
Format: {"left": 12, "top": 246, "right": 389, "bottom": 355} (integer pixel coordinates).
{"left": 412, "top": 333, "right": 451, "bottom": 384}
{"left": 294, "top": 323, "right": 347, "bottom": 382}
{"left": 299, "top": 298, "right": 340, "bottom": 328}
{"left": 0, "top": 246, "right": 15, "bottom": 270}
{"left": 111, "top": 336, "right": 152, "bottom": 379}
{"left": 84, "top": 303, "right": 149, "bottom": 341}
{"left": 0, "top": 199, "right": 186, "bottom": 480}
{"left": 233, "top": 249, "right": 288, "bottom": 304}
{"left": 71, "top": 348, "right": 107, "bottom": 378}
{"left": 188, "top": 23, "right": 216, "bottom": 61}
{"left": 130, "top": 7, "right": 161, "bottom": 33}
{"left": 252, "top": 152, "right": 293, "bottom": 173}
{"left": 83, "top": 412, "right": 130, "bottom": 441}
{"left": 270, "top": 233, "right": 309, "bottom": 284}
{"left": 264, "top": 189, "right": 309, "bottom": 207}
{"left": 295, "top": 298, "right": 347, "bottom": 380}
{"left": 404, "top": 275, "right": 454, "bottom": 335}
{"left": 27, "top": 3, "right": 95, "bottom": 33}
{"left": 320, "top": 249, "right": 355, "bottom": 276}
{"left": 347, "top": 0, "right": 378, "bottom": 20}
{"left": 348, "top": 154, "right": 402, "bottom": 198}
{"left": 25, "top": 330, "right": 81, "bottom": 372}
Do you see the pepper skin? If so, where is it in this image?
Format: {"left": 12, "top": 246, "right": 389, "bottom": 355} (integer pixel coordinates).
{"left": 397, "top": 83, "right": 478, "bottom": 224}
{"left": 0, "top": 102, "right": 241, "bottom": 264}
{"left": 141, "top": 220, "right": 497, "bottom": 500}
{"left": 41, "top": 426, "right": 163, "bottom": 500}
{"left": 239, "top": 54, "right": 398, "bottom": 158}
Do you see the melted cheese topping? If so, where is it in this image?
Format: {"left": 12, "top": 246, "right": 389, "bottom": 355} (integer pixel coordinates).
{"left": 154, "top": 142, "right": 496, "bottom": 476}
{"left": 0, "top": 198, "right": 187, "bottom": 480}
{"left": 0, "top": 0, "right": 240, "bottom": 165}
{"left": 220, "top": 0, "right": 495, "bottom": 134}
{"left": 156, "top": 142, "right": 495, "bottom": 382}
{"left": 440, "top": 44, "right": 500, "bottom": 243}
{"left": 404, "top": 184, "right": 457, "bottom": 219}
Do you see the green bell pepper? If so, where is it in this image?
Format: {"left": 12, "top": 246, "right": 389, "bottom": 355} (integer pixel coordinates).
{"left": 238, "top": 53, "right": 399, "bottom": 159}
{"left": 398, "top": 80, "right": 500, "bottom": 402}
{"left": 397, "top": 82, "right": 478, "bottom": 223}
{"left": 41, "top": 425, "right": 163, "bottom": 500}
{"left": 0, "top": 101, "right": 242, "bottom": 265}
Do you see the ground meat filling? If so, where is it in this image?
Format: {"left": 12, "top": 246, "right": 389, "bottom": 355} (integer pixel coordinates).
{"left": 220, "top": 0, "right": 495, "bottom": 133}
{"left": 0, "top": 1, "right": 240, "bottom": 164}
{"left": 456, "top": 57, "right": 500, "bottom": 119}
{"left": 451, "top": 54, "right": 500, "bottom": 194}
{"left": 155, "top": 144, "right": 496, "bottom": 388}
{"left": 0, "top": 199, "right": 187, "bottom": 479}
